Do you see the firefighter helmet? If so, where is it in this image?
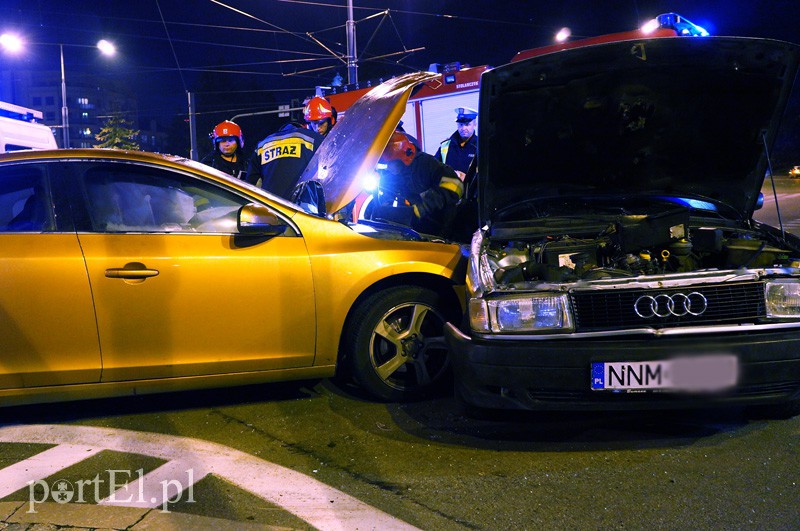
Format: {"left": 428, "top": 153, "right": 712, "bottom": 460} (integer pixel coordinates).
{"left": 303, "top": 96, "right": 336, "bottom": 126}
{"left": 210, "top": 120, "right": 243, "bottom": 148}
{"left": 380, "top": 131, "right": 416, "bottom": 166}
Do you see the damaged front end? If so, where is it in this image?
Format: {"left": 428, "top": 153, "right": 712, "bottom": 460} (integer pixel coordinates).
{"left": 468, "top": 207, "right": 800, "bottom": 335}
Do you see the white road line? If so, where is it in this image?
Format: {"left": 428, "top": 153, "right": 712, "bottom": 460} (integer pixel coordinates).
{"left": 0, "top": 444, "right": 102, "bottom": 498}
{"left": 761, "top": 192, "right": 800, "bottom": 203}
{"left": 98, "top": 459, "right": 208, "bottom": 509}
{"left": 0, "top": 424, "right": 420, "bottom": 531}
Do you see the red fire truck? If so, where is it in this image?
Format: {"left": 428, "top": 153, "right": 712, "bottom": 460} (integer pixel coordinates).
{"left": 323, "top": 64, "right": 485, "bottom": 156}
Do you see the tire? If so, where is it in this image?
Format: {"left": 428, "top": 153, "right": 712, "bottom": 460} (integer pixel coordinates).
{"left": 344, "top": 285, "right": 456, "bottom": 401}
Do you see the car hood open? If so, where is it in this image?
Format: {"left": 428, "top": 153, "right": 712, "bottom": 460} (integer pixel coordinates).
{"left": 297, "top": 71, "right": 439, "bottom": 215}
{"left": 478, "top": 36, "right": 800, "bottom": 223}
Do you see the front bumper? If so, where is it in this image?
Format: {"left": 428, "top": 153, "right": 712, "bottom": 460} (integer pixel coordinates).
{"left": 446, "top": 323, "right": 800, "bottom": 411}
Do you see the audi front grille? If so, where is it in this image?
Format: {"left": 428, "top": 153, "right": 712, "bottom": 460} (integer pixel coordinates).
{"left": 570, "top": 281, "right": 766, "bottom": 331}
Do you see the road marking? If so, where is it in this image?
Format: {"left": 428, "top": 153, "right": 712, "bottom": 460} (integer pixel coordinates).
{"left": 0, "top": 424, "right": 420, "bottom": 531}
{"left": 761, "top": 192, "right": 800, "bottom": 203}
{"left": 0, "top": 444, "right": 102, "bottom": 498}
{"left": 99, "top": 459, "right": 207, "bottom": 509}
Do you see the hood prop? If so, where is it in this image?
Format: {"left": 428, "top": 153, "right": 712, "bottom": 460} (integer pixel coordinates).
{"left": 762, "top": 131, "right": 786, "bottom": 243}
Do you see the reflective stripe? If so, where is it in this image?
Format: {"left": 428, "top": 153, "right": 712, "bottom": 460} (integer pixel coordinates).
{"left": 439, "top": 176, "right": 464, "bottom": 198}
{"left": 439, "top": 140, "right": 450, "bottom": 164}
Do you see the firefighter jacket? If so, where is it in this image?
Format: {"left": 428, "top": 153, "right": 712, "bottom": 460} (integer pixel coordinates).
{"left": 435, "top": 131, "right": 478, "bottom": 176}
{"left": 246, "top": 123, "right": 324, "bottom": 199}
{"left": 200, "top": 149, "right": 249, "bottom": 180}
{"left": 377, "top": 152, "right": 464, "bottom": 237}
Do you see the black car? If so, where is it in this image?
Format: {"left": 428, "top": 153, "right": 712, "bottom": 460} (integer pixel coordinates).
{"left": 446, "top": 35, "right": 800, "bottom": 414}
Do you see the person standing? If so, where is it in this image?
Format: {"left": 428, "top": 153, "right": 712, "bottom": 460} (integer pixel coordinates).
{"left": 201, "top": 120, "right": 249, "bottom": 179}
{"left": 434, "top": 107, "right": 478, "bottom": 181}
{"left": 246, "top": 121, "right": 324, "bottom": 200}
{"left": 373, "top": 130, "right": 463, "bottom": 237}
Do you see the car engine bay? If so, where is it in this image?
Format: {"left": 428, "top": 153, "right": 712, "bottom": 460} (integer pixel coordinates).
{"left": 487, "top": 209, "right": 800, "bottom": 287}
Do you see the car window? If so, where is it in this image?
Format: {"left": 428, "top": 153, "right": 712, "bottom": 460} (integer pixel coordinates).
{"left": 0, "top": 164, "right": 54, "bottom": 232}
{"left": 77, "top": 162, "right": 261, "bottom": 234}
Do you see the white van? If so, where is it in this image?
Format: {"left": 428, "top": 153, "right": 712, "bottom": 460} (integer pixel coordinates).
{"left": 0, "top": 101, "right": 58, "bottom": 153}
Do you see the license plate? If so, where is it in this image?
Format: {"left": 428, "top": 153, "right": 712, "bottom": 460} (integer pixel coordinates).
{"left": 591, "top": 355, "right": 738, "bottom": 392}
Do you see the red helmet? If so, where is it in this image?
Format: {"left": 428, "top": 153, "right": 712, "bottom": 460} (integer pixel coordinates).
{"left": 380, "top": 131, "right": 416, "bottom": 166}
{"left": 211, "top": 120, "right": 243, "bottom": 149}
{"left": 303, "top": 96, "right": 336, "bottom": 125}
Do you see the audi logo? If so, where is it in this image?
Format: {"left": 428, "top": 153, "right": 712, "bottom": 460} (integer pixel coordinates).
{"left": 634, "top": 292, "right": 708, "bottom": 319}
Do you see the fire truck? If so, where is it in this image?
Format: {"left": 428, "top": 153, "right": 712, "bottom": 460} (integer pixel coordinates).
{"left": 322, "top": 63, "right": 485, "bottom": 156}
{"left": 321, "top": 12, "right": 711, "bottom": 222}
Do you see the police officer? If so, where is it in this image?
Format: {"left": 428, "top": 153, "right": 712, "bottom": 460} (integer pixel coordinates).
{"left": 246, "top": 121, "right": 324, "bottom": 199}
{"left": 373, "top": 130, "right": 463, "bottom": 237}
{"left": 201, "top": 120, "right": 249, "bottom": 179}
{"left": 434, "top": 107, "right": 478, "bottom": 180}
{"left": 303, "top": 96, "right": 337, "bottom": 138}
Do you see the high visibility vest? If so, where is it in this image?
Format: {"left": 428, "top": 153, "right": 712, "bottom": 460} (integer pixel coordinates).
{"left": 439, "top": 139, "right": 451, "bottom": 164}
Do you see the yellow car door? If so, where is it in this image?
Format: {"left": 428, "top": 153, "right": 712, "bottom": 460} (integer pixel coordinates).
{"left": 71, "top": 161, "right": 316, "bottom": 382}
{"left": 0, "top": 163, "right": 100, "bottom": 390}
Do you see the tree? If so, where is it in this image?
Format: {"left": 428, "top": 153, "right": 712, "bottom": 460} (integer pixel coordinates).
{"left": 94, "top": 113, "right": 140, "bottom": 150}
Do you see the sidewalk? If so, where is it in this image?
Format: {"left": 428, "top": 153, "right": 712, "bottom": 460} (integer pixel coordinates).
{"left": 0, "top": 501, "right": 290, "bottom": 530}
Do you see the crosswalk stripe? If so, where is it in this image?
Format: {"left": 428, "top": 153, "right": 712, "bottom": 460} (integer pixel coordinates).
{"left": 0, "top": 444, "right": 101, "bottom": 498}
{"left": 0, "top": 425, "right": 421, "bottom": 531}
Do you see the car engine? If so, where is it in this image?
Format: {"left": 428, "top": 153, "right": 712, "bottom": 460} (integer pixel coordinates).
{"left": 488, "top": 210, "right": 800, "bottom": 287}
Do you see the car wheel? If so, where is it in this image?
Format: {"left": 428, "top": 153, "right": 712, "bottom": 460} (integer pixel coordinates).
{"left": 345, "top": 286, "right": 455, "bottom": 401}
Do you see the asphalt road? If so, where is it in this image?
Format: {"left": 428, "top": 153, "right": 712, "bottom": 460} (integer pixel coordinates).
{"left": 1, "top": 379, "right": 799, "bottom": 530}
{"left": 756, "top": 176, "right": 800, "bottom": 236}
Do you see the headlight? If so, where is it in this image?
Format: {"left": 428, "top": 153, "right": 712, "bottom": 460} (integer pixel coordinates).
{"left": 470, "top": 293, "right": 574, "bottom": 333}
{"left": 765, "top": 280, "right": 800, "bottom": 317}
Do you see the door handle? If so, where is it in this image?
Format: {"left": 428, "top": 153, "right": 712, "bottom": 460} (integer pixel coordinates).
{"left": 105, "top": 262, "right": 159, "bottom": 280}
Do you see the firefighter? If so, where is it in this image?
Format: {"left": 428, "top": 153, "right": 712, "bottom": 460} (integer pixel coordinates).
{"left": 246, "top": 121, "right": 324, "bottom": 199}
{"left": 434, "top": 107, "right": 478, "bottom": 180}
{"left": 372, "top": 130, "right": 463, "bottom": 237}
{"left": 201, "top": 120, "right": 249, "bottom": 179}
{"left": 303, "top": 96, "right": 337, "bottom": 137}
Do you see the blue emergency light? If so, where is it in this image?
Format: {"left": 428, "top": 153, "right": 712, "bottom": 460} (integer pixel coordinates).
{"left": 648, "top": 12, "right": 710, "bottom": 37}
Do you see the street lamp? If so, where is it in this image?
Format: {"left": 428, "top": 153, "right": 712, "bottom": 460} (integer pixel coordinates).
{"left": 1, "top": 34, "right": 116, "bottom": 148}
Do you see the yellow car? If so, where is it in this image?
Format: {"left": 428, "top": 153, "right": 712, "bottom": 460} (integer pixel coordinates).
{"left": 0, "top": 73, "right": 465, "bottom": 407}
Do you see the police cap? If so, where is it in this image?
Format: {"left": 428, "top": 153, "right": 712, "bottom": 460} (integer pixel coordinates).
{"left": 455, "top": 107, "right": 478, "bottom": 123}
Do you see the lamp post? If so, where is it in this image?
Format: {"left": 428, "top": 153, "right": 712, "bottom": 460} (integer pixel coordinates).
{"left": 1, "top": 34, "right": 116, "bottom": 148}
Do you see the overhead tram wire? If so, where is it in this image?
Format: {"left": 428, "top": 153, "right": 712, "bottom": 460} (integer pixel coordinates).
{"left": 155, "top": 0, "right": 187, "bottom": 93}
{"left": 209, "top": 0, "right": 321, "bottom": 48}
{"left": 269, "top": 0, "right": 548, "bottom": 30}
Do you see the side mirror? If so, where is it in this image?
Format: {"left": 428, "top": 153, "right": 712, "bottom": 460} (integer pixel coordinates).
{"left": 755, "top": 192, "right": 764, "bottom": 211}
{"left": 237, "top": 203, "right": 287, "bottom": 236}
{"left": 291, "top": 180, "right": 327, "bottom": 217}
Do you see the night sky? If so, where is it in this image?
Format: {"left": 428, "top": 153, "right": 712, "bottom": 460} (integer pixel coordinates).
{"left": 2, "top": 1, "right": 799, "bottom": 153}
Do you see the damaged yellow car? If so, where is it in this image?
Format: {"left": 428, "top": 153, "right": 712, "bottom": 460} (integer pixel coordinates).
{"left": 0, "top": 73, "right": 465, "bottom": 407}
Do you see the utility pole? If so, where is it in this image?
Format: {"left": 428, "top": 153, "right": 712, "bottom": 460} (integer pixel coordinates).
{"left": 346, "top": 0, "right": 358, "bottom": 84}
